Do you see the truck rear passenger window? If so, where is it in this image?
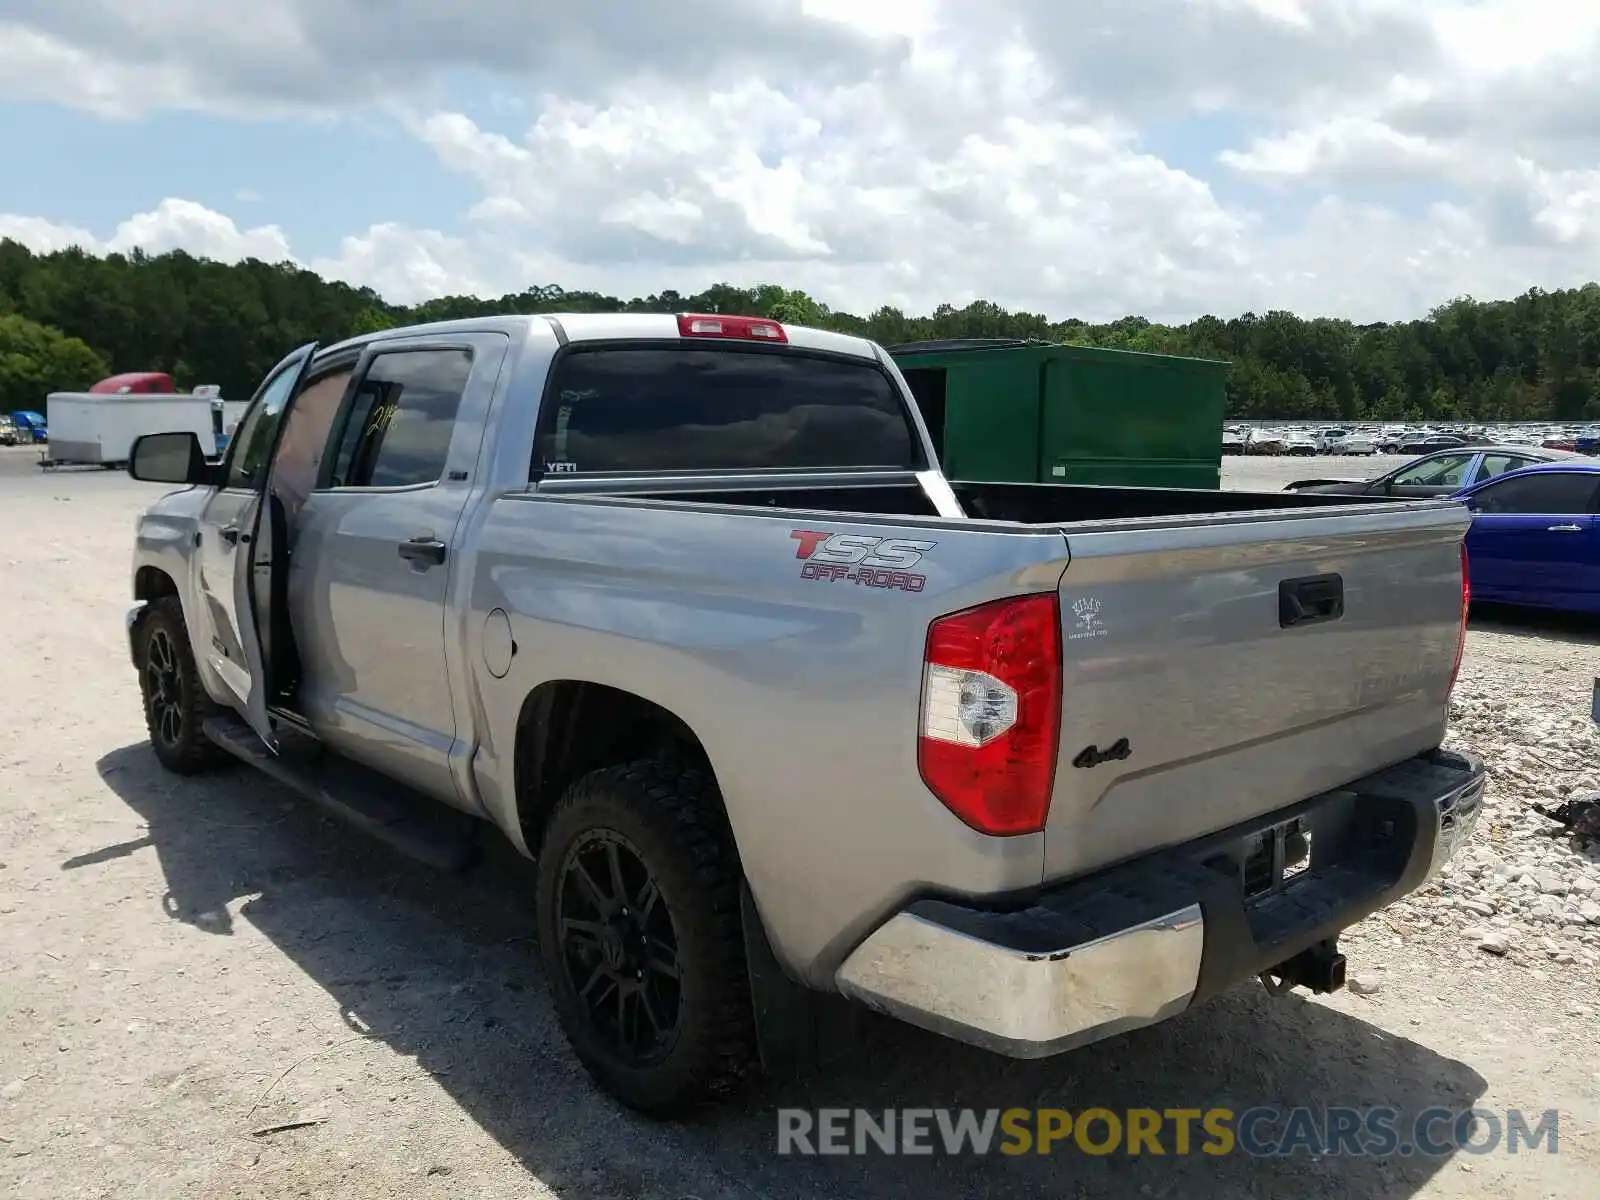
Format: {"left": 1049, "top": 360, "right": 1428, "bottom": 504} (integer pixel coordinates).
{"left": 330, "top": 348, "right": 473, "bottom": 488}
{"left": 535, "top": 346, "right": 919, "bottom": 474}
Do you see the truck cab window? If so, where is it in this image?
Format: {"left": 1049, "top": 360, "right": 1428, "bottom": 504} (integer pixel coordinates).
{"left": 226, "top": 365, "right": 301, "bottom": 489}
{"left": 328, "top": 349, "right": 473, "bottom": 488}
{"left": 272, "top": 368, "right": 353, "bottom": 522}
{"left": 535, "top": 346, "right": 919, "bottom": 475}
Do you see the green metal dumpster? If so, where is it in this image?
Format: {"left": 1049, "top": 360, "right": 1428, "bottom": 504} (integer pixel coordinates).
{"left": 891, "top": 338, "right": 1229, "bottom": 489}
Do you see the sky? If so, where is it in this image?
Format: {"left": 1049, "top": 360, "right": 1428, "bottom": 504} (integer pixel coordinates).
{"left": 2, "top": 0, "right": 1599, "bottom": 324}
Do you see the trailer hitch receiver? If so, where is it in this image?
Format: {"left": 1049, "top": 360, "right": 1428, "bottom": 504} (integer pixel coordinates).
{"left": 1260, "top": 938, "right": 1346, "bottom": 997}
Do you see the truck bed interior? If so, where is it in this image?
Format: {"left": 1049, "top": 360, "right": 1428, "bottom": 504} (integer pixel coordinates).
{"left": 634, "top": 483, "right": 944, "bottom": 517}
{"left": 947, "top": 481, "right": 1395, "bottom": 522}
{"left": 625, "top": 479, "right": 1411, "bottom": 524}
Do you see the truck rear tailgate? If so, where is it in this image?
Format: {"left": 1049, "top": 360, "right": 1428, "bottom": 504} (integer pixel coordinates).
{"left": 1044, "top": 500, "right": 1469, "bottom": 882}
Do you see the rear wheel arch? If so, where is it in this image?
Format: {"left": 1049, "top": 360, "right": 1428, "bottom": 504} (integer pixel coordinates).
{"left": 513, "top": 680, "right": 726, "bottom": 855}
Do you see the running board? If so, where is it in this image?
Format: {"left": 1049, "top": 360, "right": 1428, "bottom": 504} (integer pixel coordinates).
{"left": 202, "top": 714, "right": 480, "bottom": 873}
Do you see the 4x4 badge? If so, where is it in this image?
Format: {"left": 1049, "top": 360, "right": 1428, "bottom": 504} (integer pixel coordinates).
{"left": 1073, "top": 738, "right": 1132, "bottom": 769}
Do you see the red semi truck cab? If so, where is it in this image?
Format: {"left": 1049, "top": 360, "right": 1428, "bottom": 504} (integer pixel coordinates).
{"left": 89, "top": 372, "right": 175, "bottom": 395}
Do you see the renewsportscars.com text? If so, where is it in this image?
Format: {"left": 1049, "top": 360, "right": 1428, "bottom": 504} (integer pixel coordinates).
{"left": 776, "top": 1107, "right": 1560, "bottom": 1158}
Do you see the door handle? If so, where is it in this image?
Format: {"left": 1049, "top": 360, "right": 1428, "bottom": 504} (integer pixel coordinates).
{"left": 398, "top": 536, "right": 448, "bottom": 566}
{"left": 1546, "top": 524, "right": 1583, "bottom": 532}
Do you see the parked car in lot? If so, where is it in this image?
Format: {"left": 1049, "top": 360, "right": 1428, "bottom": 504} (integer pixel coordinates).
{"left": 1244, "top": 428, "right": 1287, "bottom": 454}
{"left": 1576, "top": 426, "right": 1600, "bottom": 455}
{"left": 0, "top": 415, "right": 18, "bottom": 445}
{"left": 123, "top": 312, "right": 1484, "bottom": 1114}
{"left": 1311, "top": 427, "right": 1348, "bottom": 454}
{"left": 1311, "top": 427, "right": 1375, "bottom": 455}
{"left": 1284, "top": 445, "right": 1569, "bottom": 498}
{"left": 1455, "top": 463, "right": 1600, "bottom": 614}
{"left": 10, "top": 411, "right": 46, "bottom": 443}
{"left": 1283, "top": 431, "right": 1318, "bottom": 456}
{"left": 1399, "top": 434, "right": 1467, "bottom": 455}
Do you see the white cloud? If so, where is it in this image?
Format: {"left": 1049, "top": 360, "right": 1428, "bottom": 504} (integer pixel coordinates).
{"left": 1209, "top": 3, "right": 1600, "bottom": 190}
{"left": 0, "top": 24, "right": 197, "bottom": 118}
{"left": 309, "top": 224, "right": 487, "bottom": 303}
{"left": 1220, "top": 117, "right": 1454, "bottom": 186}
{"left": 4, "top": 0, "right": 1600, "bottom": 323}
{"left": 107, "top": 199, "right": 294, "bottom": 261}
{"left": 0, "top": 199, "right": 472, "bottom": 306}
{"left": 0, "top": 213, "right": 99, "bottom": 255}
{"left": 408, "top": 39, "right": 1258, "bottom": 321}
{"left": 0, "top": 1, "right": 901, "bottom": 118}
{"left": 0, "top": 199, "right": 291, "bottom": 263}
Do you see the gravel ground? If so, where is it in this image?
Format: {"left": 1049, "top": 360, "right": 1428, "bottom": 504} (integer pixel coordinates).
{"left": 1, "top": 446, "right": 1597, "bottom": 1199}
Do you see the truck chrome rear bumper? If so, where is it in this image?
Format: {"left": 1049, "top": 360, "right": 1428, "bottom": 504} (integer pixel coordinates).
{"left": 835, "top": 748, "right": 1485, "bottom": 1058}
{"left": 836, "top": 903, "right": 1204, "bottom": 1057}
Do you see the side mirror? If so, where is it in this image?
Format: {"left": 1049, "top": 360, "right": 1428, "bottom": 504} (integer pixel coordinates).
{"left": 128, "top": 432, "right": 215, "bottom": 485}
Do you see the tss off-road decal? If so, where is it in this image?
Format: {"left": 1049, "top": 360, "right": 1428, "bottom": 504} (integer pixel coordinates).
{"left": 789, "top": 529, "right": 935, "bottom": 592}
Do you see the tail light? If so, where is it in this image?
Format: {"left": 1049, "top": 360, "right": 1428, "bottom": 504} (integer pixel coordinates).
{"left": 1448, "top": 542, "right": 1470, "bottom": 698}
{"left": 676, "top": 313, "right": 786, "bottom": 342}
{"left": 918, "top": 593, "right": 1062, "bottom": 835}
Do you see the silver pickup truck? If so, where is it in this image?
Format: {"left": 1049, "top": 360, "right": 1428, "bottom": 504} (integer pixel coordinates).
{"left": 126, "top": 312, "right": 1485, "bottom": 1114}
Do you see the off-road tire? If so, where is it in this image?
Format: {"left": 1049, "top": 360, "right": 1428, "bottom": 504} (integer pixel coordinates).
{"left": 136, "top": 596, "right": 232, "bottom": 774}
{"left": 534, "top": 760, "right": 757, "bottom": 1116}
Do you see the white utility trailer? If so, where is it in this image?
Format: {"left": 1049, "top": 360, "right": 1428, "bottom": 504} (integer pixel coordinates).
{"left": 218, "top": 399, "right": 248, "bottom": 449}
{"left": 43, "top": 393, "right": 219, "bottom": 469}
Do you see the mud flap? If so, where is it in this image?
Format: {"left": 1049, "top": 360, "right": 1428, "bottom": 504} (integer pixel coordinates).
{"left": 740, "top": 883, "right": 859, "bottom": 1077}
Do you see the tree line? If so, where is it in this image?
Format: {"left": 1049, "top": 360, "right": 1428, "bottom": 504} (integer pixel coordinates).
{"left": 3, "top": 237, "right": 1599, "bottom": 423}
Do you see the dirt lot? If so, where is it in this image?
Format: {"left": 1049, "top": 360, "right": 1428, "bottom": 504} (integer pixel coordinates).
{"left": 1, "top": 446, "right": 1596, "bottom": 1199}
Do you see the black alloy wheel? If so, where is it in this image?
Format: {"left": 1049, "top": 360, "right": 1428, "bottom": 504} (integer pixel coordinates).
{"left": 534, "top": 760, "right": 757, "bottom": 1115}
{"left": 144, "top": 624, "right": 186, "bottom": 750}
{"left": 555, "top": 829, "right": 682, "bottom": 1065}
{"left": 135, "top": 595, "right": 231, "bottom": 774}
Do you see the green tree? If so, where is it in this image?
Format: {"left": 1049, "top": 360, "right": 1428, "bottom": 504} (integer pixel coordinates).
{"left": 761, "top": 287, "right": 824, "bottom": 327}
{"left": 0, "top": 313, "right": 110, "bottom": 411}
{"left": 351, "top": 305, "right": 400, "bottom": 335}
{"left": 4, "top": 236, "right": 1600, "bottom": 422}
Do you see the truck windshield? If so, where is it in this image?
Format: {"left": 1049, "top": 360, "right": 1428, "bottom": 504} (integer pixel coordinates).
{"left": 535, "top": 345, "right": 921, "bottom": 474}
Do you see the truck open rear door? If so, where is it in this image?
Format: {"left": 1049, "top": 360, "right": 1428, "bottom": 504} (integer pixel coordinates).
{"left": 228, "top": 342, "right": 319, "bottom": 750}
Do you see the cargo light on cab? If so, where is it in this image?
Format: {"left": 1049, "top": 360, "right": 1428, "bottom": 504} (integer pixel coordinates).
{"left": 676, "top": 314, "right": 786, "bottom": 342}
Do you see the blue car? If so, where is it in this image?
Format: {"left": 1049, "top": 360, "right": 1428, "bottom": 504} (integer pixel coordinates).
{"left": 11, "top": 410, "right": 47, "bottom": 443}
{"left": 1455, "top": 462, "right": 1600, "bottom": 614}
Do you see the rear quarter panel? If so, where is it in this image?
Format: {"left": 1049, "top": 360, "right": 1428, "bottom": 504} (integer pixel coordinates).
{"left": 463, "top": 493, "right": 1070, "bottom": 985}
